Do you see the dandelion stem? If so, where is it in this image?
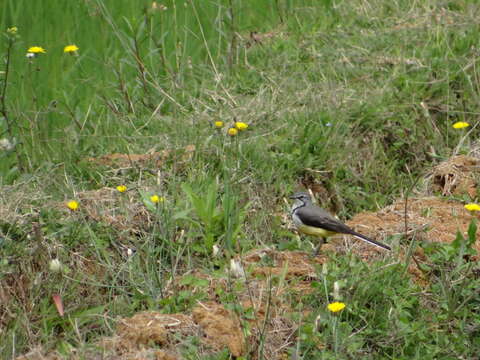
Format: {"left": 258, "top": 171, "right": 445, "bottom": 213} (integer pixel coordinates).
{"left": 333, "top": 316, "right": 339, "bottom": 354}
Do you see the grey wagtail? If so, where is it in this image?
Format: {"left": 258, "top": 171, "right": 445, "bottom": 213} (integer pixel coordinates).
{"left": 290, "top": 192, "right": 391, "bottom": 252}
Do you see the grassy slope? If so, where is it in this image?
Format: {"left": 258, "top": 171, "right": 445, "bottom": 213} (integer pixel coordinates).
{"left": 1, "top": 0, "right": 480, "bottom": 358}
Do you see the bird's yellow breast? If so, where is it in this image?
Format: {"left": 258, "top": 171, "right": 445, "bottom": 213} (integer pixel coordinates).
{"left": 297, "top": 224, "right": 337, "bottom": 238}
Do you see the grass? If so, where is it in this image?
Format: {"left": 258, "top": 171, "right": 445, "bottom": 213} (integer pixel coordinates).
{"left": 1, "top": 0, "right": 480, "bottom": 358}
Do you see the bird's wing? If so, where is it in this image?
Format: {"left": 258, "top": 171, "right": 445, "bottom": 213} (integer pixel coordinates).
{"left": 296, "top": 205, "right": 391, "bottom": 251}
{"left": 295, "top": 205, "right": 354, "bottom": 234}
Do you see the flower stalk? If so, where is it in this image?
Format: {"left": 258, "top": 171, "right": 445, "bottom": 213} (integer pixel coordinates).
{"left": 1, "top": 29, "right": 24, "bottom": 171}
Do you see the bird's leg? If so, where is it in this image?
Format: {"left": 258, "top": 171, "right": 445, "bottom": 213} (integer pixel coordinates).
{"left": 313, "top": 237, "right": 326, "bottom": 256}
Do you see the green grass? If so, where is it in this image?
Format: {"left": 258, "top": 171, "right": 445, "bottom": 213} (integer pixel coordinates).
{"left": 1, "top": 0, "right": 480, "bottom": 358}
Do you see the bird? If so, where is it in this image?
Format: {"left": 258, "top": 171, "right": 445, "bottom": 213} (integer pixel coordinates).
{"left": 289, "top": 191, "right": 391, "bottom": 253}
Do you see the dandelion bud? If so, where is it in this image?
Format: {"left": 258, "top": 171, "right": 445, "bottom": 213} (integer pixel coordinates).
{"left": 314, "top": 314, "right": 322, "bottom": 332}
{"left": 229, "top": 259, "right": 246, "bottom": 279}
{"left": 49, "top": 259, "right": 62, "bottom": 273}
{"left": 333, "top": 280, "right": 341, "bottom": 300}
{"left": 322, "top": 262, "right": 328, "bottom": 275}
{"left": 0, "top": 138, "right": 14, "bottom": 151}
{"left": 7, "top": 27, "right": 18, "bottom": 35}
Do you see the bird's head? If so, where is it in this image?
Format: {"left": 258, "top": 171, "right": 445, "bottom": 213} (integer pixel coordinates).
{"left": 289, "top": 192, "right": 312, "bottom": 204}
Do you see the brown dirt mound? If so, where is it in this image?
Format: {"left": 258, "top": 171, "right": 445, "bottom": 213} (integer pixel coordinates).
{"left": 192, "top": 302, "right": 245, "bottom": 357}
{"left": 246, "top": 248, "right": 326, "bottom": 278}
{"left": 174, "top": 267, "right": 297, "bottom": 358}
{"left": 243, "top": 248, "right": 328, "bottom": 296}
{"left": 427, "top": 155, "right": 479, "bottom": 197}
{"left": 345, "top": 196, "right": 479, "bottom": 286}
{"left": 99, "top": 299, "right": 294, "bottom": 360}
{"left": 98, "top": 303, "right": 245, "bottom": 358}
{"left": 99, "top": 312, "right": 194, "bottom": 359}
{"left": 348, "top": 196, "right": 479, "bottom": 253}
{"left": 86, "top": 145, "right": 195, "bottom": 168}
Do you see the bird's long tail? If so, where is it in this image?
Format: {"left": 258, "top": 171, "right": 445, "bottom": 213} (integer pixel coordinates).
{"left": 350, "top": 231, "right": 391, "bottom": 251}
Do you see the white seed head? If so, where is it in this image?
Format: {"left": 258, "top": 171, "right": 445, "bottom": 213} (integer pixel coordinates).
{"left": 314, "top": 314, "right": 322, "bottom": 331}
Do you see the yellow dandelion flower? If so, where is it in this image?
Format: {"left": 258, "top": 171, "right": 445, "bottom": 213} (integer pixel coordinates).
{"left": 66, "top": 200, "right": 79, "bottom": 211}
{"left": 327, "top": 302, "right": 346, "bottom": 313}
{"left": 452, "top": 122, "right": 470, "bottom": 129}
{"left": 116, "top": 185, "right": 127, "bottom": 193}
{"left": 235, "top": 122, "right": 248, "bottom": 131}
{"left": 7, "top": 27, "right": 18, "bottom": 35}
{"left": 228, "top": 128, "right": 238, "bottom": 136}
{"left": 214, "top": 121, "right": 224, "bottom": 128}
{"left": 27, "top": 46, "right": 46, "bottom": 54}
{"left": 150, "top": 195, "right": 165, "bottom": 203}
{"left": 64, "top": 45, "right": 79, "bottom": 53}
{"left": 464, "top": 203, "right": 480, "bottom": 212}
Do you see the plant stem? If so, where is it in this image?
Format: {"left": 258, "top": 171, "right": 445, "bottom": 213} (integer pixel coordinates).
{"left": 0, "top": 37, "right": 24, "bottom": 171}
{"left": 333, "top": 316, "right": 339, "bottom": 354}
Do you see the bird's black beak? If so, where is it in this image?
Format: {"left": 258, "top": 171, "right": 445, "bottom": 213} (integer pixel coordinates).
{"left": 289, "top": 195, "right": 296, "bottom": 199}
